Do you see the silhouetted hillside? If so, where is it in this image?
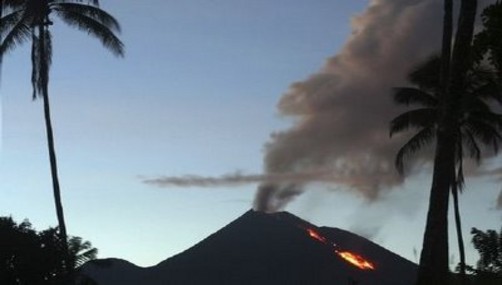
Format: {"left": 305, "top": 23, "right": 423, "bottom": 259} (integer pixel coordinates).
{"left": 82, "top": 210, "right": 417, "bottom": 284}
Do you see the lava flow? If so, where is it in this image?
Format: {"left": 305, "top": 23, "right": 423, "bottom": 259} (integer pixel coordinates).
{"left": 335, "top": 250, "right": 375, "bottom": 270}
{"left": 304, "top": 227, "right": 375, "bottom": 271}
{"left": 307, "top": 228, "right": 328, "bottom": 244}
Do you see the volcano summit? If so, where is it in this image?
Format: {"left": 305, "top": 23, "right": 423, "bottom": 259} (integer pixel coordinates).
{"left": 81, "top": 210, "right": 417, "bottom": 284}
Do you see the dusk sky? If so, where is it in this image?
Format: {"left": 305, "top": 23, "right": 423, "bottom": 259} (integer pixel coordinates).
{"left": 1, "top": 0, "right": 501, "bottom": 268}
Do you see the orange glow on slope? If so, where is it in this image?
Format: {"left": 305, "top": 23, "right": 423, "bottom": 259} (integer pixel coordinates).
{"left": 307, "top": 228, "right": 328, "bottom": 244}
{"left": 304, "top": 227, "right": 375, "bottom": 271}
{"left": 336, "top": 250, "right": 375, "bottom": 270}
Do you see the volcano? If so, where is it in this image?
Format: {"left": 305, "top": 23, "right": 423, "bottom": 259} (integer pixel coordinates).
{"left": 81, "top": 210, "right": 417, "bottom": 284}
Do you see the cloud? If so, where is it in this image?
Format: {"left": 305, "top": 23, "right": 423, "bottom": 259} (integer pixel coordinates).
{"left": 143, "top": 170, "right": 362, "bottom": 188}
{"left": 143, "top": 0, "right": 498, "bottom": 214}
{"left": 254, "top": 0, "right": 445, "bottom": 211}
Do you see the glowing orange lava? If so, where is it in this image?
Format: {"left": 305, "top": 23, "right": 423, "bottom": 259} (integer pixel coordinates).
{"left": 336, "top": 250, "right": 375, "bottom": 270}
{"left": 307, "top": 228, "right": 328, "bottom": 244}
{"left": 304, "top": 227, "right": 375, "bottom": 271}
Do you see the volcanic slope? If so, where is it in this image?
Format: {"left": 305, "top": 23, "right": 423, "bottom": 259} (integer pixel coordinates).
{"left": 81, "top": 210, "right": 417, "bottom": 285}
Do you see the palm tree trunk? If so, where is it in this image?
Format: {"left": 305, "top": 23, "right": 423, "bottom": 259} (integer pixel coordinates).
{"left": 453, "top": 141, "right": 467, "bottom": 280}
{"left": 416, "top": 2, "right": 454, "bottom": 284}
{"left": 440, "top": 0, "right": 453, "bottom": 91}
{"left": 42, "top": 82, "right": 68, "bottom": 245}
{"left": 446, "top": 0, "right": 478, "bottom": 279}
{"left": 39, "top": 24, "right": 70, "bottom": 270}
{"left": 452, "top": 183, "right": 466, "bottom": 277}
{"left": 416, "top": 136, "right": 454, "bottom": 285}
{"left": 416, "top": 0, "right": 477, "bottom": 284}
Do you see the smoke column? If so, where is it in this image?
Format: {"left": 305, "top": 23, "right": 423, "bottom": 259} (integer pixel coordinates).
{"left": 253, "top": 0, "right": 446, "bottom": 212}
{"left": 143, "top": 170, "right": 348, "bottom": 188}
{"left": 144, "top": 0, "right": 498, "bottom": 213}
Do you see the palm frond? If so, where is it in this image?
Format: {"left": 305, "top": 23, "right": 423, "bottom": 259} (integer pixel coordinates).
{"left": 75, "top": 246, "right": 97, "bottom": 267}
{"left": 53, "top": 3, "right": 121, "bottom": 32}
{"left": 30, "top": 26, "right": 52, "bottom": 99}
{"left": 462, "top": 129, "right": 482, "bottom": 163}
{"left": 0, "top": 18, "right": 31, "bottom": 56}
{"left": 407, "top": 55, "right": 441, "bottom": 91}
{"left": 72, "top": 0, "right": 101, "bottom": 6}
{"left": 0, "top": 8, "right": 25, "bottom": 83}
{"left": 389, "top": 108, "right": 436, "bottom": 137}
{"left": 461, "top": 95, "right": 491, "bottom": 114}
{"left": 468, "top": 111, "right": 502, "bottom": 129}
{"left": 31, "top": 30, "right": 39, "bottom": 98}
{"left": 0, "top": 9, "right": 24, "bottom": 36}
{"left": 470, "top": 79, "right": 502, "bottom": 104}
{"left": 1, "top": 0, "right": 24, "bottom": 11}
{"left": 392, "top": 87, "right": 438, "bottom": 107}
{"left": 68, "top": 236, "right": 98, "bottom": 268}
{"left": 54, "top": 9, "right": 124, "bottom": 57}
{"left": 395, "top": 127, "right": 436, "bottom": 174}
{"left": 465, "top": 119, "right": 502, "bottom": 153}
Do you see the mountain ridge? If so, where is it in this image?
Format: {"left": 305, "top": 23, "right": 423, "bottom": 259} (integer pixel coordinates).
{"left": 81, "top": 210, "right": 417, "bottom": 284}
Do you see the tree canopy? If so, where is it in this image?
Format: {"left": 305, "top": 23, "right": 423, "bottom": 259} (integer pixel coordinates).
{"left": 0, "top": 216, "right": 97, "bottom": 284}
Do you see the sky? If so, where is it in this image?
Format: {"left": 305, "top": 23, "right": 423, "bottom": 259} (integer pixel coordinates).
{"left": 1, "top": 0, "right": 501, "bottom": 268}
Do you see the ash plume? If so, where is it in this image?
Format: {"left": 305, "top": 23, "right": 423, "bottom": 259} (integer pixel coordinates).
{"left": 143, "top": 0, "right": 498, "bottom": 213}
{"left": 254, "top": 0, "right": 445, "bottom": 211}
{"left": 143, "top": 171, "right": 340, "bottom": 188}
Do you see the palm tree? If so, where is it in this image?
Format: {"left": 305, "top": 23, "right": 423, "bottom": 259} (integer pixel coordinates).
{"left": 68, "top": 236, "right": 98, "bottom": 268}
{"left": 406, "top": 1, "right": 453, "bottom": 283}
{"left": 391, "top": 54, "right": 502, "bottom": 280}
{"left": 407, "top": 1, "right": 479, "bottom": 284}
{"left": 0, "top": 0, "right": 124, "bottom": 269}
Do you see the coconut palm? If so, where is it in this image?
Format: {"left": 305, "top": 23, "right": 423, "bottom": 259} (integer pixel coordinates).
{"left": 391, "top": 56, "right": 502, "bottom": 173}
{"left": 0, "top": 0, "right": 124, "bottom": 269}
{"left": 410, "top": 2, "right": 453, "bottom": 283}
{"left": 409, "top": 1, "right": 479, "bottom": 284}
{"left": 68, "top": 236, "right": 98, "bottom": 268}
{"left": 391, "top": 54, "right": 502, "bottom": 279}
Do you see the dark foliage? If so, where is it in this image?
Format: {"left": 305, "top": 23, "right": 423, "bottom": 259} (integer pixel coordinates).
{"left": 473, "top": 1, "right": 502, "bottom": 77}
{"left": 466, "top": 227, "right": 502, "bottom": 277}
{"left": 0, "top": 216, "right": 97, "bottom": 285}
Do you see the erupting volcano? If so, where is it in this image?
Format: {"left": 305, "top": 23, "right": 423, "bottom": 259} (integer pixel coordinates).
{"left": 82, "top": 210, "right": 417, "bottom": 285}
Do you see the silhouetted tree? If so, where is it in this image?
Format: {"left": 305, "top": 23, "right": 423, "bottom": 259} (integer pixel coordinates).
{"left": 473, "top": 1, "right": 502, "bottom": 78}
{"left": 68, "top": 235, "right": 98, "bottom": 269}
{"left": 412, "top": 1, "right": 454, "bottom": 283}
{"left": 389, "top": 1, "right": 480, "bottom": 283}
{"left": 0, "top": 216, "right": 98, "bottom": 284}
{"left": 0, "top": 217, "right": 40, "bottom": 284}
{"left": 467, "top": 227, "right": 502, "bottom": 277}
{"left": 391, "top": 54, "right": 502, "bottom": 279}
{"left": 0, "top": 0, "right": 123, "bottom": 270}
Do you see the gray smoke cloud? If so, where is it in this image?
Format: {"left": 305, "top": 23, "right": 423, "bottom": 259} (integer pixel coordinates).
{"left": 253, "top": 0, "right": 445, "bottom": 211}
{"left": 144, "top": 0, "right": 499, "bottom": 214}
{"left": 143, "top": 170, "right": 344, "bottom": 188}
